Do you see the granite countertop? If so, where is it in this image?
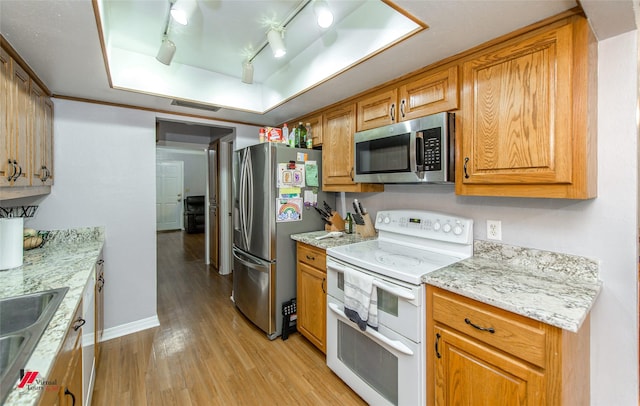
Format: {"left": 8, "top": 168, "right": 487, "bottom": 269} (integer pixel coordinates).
{"left": 291, "top": 230, "right": 377, "bottom": 250}
{"left": 423, "top": 240, "right": 602, "bottom": 333}
{"left": 1, "top": 227, "right": 105, "bottom": 406}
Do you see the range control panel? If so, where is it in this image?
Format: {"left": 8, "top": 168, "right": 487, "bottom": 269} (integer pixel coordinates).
{"left": 375, "top": 210, "right": 473, "bottom": 245}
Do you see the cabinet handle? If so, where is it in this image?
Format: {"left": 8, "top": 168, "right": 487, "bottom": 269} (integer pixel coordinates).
{"left": 390, "top": 103, "right": 395, "bottom": 122}
{"left": 463, "top": 157, "right": 470, "bottom": 179}
{"left": 12, "top": 161, "right": 22, "bottom": 181}
{"left": 435, "top": 333, "right": 442, "bottom": 359}
{"left": 73, "top": 317, "right": 86, "bottom": 331}
{"left": 97, "top": 259, "right": 105, "bottom": 265}
{"left": 7, "top": 159, "right": 15, "bottom": 181}
{"left": 400, "top": 99, "right": 406, "bottom": 118}
{"left": 350, "top": 167, "right": 354, "bottom": 181}
{"left": 322, "top": 277, "right": 326, "bottom": 294}
{"left": 64, "top": 388, "right": 76, "bottom": 406}
{"left": 464, "top": 318, "right": 495, "bottom": 334}
{"left": 306, "top": 255, "right": 315, "bottom": 261}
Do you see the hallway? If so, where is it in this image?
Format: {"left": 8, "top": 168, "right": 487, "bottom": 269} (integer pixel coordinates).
{"left": 91, "top": 231, "right": 365, "bottom": 405}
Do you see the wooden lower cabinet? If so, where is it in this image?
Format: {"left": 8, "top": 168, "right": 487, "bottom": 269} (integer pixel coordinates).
{"left": 38, "top": 300, "right": 84, "bottom": 406}
{"left": 296, "top": 242, "right": 327, "bottom": 353}
{"left": 426, "top": 285, "right": 590, "bottom": 406}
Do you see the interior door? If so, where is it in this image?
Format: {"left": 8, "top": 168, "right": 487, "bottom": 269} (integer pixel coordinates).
{"left": 156, "top": 161, "right": 184, "bottom": 231}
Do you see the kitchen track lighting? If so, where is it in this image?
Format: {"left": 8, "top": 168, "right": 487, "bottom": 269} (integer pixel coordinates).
{"left": 156, "top": 36, "right": 176, "bottom": 65}
{"left": 267, "top": 28, "right": 286, "bottom": 58}
{"left": 313, "top": 0, "right": 333, "bottom": 28}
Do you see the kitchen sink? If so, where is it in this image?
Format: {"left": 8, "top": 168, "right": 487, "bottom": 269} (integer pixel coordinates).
{"left": 0, "top": 287, "right": 69, "bottom": 404}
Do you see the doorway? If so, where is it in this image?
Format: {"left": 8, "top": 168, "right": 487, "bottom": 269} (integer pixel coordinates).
{"left": 155, "top": 118, "right": 235, "bottom": 274}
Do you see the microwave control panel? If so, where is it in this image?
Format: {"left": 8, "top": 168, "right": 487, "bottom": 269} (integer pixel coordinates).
{"left": 421, "top": 127, "right": 442, "bottom": 171}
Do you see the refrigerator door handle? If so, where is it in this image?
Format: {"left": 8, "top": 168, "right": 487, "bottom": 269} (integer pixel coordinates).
{"left": 233, "top": 247, "right": 269, "bottom": 269}
{"left": 246, "top": 151, "right": 254, "bottom": 245}
{"left": 239, "top": 150, "right": 250, "bottom": 248}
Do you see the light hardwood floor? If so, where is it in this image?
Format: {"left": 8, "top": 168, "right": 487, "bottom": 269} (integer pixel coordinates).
{"left": 91, "top": 231, "right": 366, "bottom": 406}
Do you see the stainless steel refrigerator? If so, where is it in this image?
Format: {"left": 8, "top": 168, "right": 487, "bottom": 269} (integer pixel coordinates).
{"left": 233, "top": 142, "right": 333, "bottom": 339}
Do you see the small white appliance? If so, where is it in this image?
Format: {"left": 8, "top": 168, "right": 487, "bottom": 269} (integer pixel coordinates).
{"left": 326, "top": 209, "right": 473, "bottom": 406}
{"left": 0, "top": 217, "right": 24, "bottom": 270}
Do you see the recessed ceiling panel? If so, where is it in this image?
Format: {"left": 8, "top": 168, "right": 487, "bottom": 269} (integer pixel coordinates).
{"left": 98, "top": 0, "right": 424, "bottom": 113}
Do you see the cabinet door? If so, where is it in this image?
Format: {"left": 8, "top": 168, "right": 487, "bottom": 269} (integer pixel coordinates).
{"left": 297, "top": 261, "right": 326, "bottom": 353}
{"left": 42, "top": 97, "right": 54, "bottom": 185}
{"left": 398, "top": 65, "right": 458, "bottom": 121}
{"left": 322, "top": 103, "right": 357, "bottom": 188}
{"left": 8, "top": 59, "right": 31, "bottom": 186}
{"left": 95, "top": 257, "right": 105, "bottom": 367}
{"left": 457, "top": 20, "right": 596, "bottom": 199}
{"left": 0, "top": 48, "right": 10, "bottom": 186}
{"left": 30, "top": 82, "right": 47, "bottom": 184}
{"left": 356, "top": 88, "right": 397, "bottom": 131}
{"left": 433, "top": 326, "right": 544, "bottom": 406}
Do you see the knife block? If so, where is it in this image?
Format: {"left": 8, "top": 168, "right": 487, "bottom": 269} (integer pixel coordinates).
{"left": 355, "top": 213, "right": 376, "bottom": 238}
{"left": 325, "top": 212, "right": 345, "bottom": 232}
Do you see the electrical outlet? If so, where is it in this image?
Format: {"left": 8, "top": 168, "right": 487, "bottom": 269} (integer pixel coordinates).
{"left": 487, "top": 220, "right": 502, "bottom": 240}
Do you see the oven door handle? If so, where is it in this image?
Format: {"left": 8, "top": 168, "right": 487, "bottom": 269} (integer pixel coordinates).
{"left": 328, "top": 302, "right": 414, "bottom": 356}
{"left": 328, "top": 262, "right": 416, "bottom": 301}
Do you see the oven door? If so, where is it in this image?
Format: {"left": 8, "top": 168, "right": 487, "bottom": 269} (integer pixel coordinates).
{"left": 326, "top": 295, "right": 424, "bottom": 406}
{"left": 326, "top": 258, "right": 424, "bottom": 342}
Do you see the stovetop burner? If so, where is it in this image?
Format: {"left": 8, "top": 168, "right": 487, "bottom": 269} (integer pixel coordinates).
{"left": 327, "top": 210, "right": 474, "bottom": 285}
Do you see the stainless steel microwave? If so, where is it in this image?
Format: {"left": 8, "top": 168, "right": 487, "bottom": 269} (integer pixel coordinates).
{"left": 354, "top": 112, "right": 455, "bottom": 184}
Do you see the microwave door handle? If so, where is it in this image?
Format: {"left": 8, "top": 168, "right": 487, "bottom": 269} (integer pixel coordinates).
{"left": 416, "top": 135, "right": 424, "bottom": 169}
{"left": 328, "top": 302, "right": 414, "bottom": 356}
{"left": 328, "top": 261, "right": 415, "bottom": 301}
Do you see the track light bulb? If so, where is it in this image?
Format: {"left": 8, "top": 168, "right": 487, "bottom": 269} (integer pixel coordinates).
{"left": 267, "top": 29, "right": 286, "bottom": 58}
{"left": 156, "top": 37, "right": 176, "bottom": 65}
{"left": 314, "top": 0, "right": 333, "bottom": 28}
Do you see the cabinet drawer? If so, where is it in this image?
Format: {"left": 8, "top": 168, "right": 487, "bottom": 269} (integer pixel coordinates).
{"left": 297, "top": 243, "right": 326, "bottom": 270}
{"left": 431, "top": 287, "right": 546, "bottom": 368}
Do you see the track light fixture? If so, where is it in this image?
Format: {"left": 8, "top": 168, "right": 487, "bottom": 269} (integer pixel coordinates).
{"left": 267, "top": 28, "right": 286, "bottom": 58}
{"left": 156, "top": 36, "right": 176, "bottom": 65}
{"left": 241, "top": 60, "right": 254, "bottom": 84}
{"left": 313, "top": 0, "right": 333, "bottom": 28}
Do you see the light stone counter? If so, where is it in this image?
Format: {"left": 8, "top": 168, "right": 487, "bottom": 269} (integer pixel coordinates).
{"left": 423, "top": 240, "right": 601, "bottom": 332}
{"left": 291, "top": 230, "right": 376, "bottom": 250}
{"left": 1, "top": 227, "right": 105, "bottom": 406}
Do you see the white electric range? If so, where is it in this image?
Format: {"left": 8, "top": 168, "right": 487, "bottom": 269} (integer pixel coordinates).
{"left": 325, "top": 209, "right": 473, "bottom": 406}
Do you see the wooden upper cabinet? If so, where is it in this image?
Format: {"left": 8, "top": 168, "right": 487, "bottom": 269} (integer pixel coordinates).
{"left": 356, "top": 65, "right": 459, "bottom": 131}
{"left": 30, "top": 82, "right": 54, "bottom": 186}
{"left": 457, "top": 16, "right": 596, "bottom": 199}
{"left": 398, "top": 65, "right": 459, "bottom": 122}
{"left": 8, "top": 57, "right": 31, "bottom": 187}
{"left": 322, "top": 103, "right": 383, "bottom": 192}
{"left": 356, "top": 88, "right": 398, "bottom": 131}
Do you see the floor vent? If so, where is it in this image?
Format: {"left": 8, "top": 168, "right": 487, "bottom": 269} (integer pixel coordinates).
{"left": 171, "top": 99, "right": 221, "bottom": 112}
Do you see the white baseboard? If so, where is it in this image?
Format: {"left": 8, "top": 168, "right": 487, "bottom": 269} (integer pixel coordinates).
{"left": 100, "top": 315, "right": 160, "bottom": 342}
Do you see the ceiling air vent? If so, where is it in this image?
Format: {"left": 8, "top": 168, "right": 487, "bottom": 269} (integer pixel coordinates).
{"left": 171, "top": 99, "right": 221, "bottom": 112}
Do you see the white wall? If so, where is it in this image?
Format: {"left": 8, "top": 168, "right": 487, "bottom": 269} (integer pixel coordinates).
{"left": 25, "top": 99, "right": 159, "bottom": 333}
{"left": 339, "top": 30, "right": 639, "bottom": 405}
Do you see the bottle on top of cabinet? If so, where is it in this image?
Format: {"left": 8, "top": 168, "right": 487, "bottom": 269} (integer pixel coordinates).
{"left": 297, "top": 122, "right": 307, "bottom": 148}
{"left": 305, "top": 123, "right": 313, "bottom": 149}
{"left": 282, "top": 123, "right": 289, "bottom": 145}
